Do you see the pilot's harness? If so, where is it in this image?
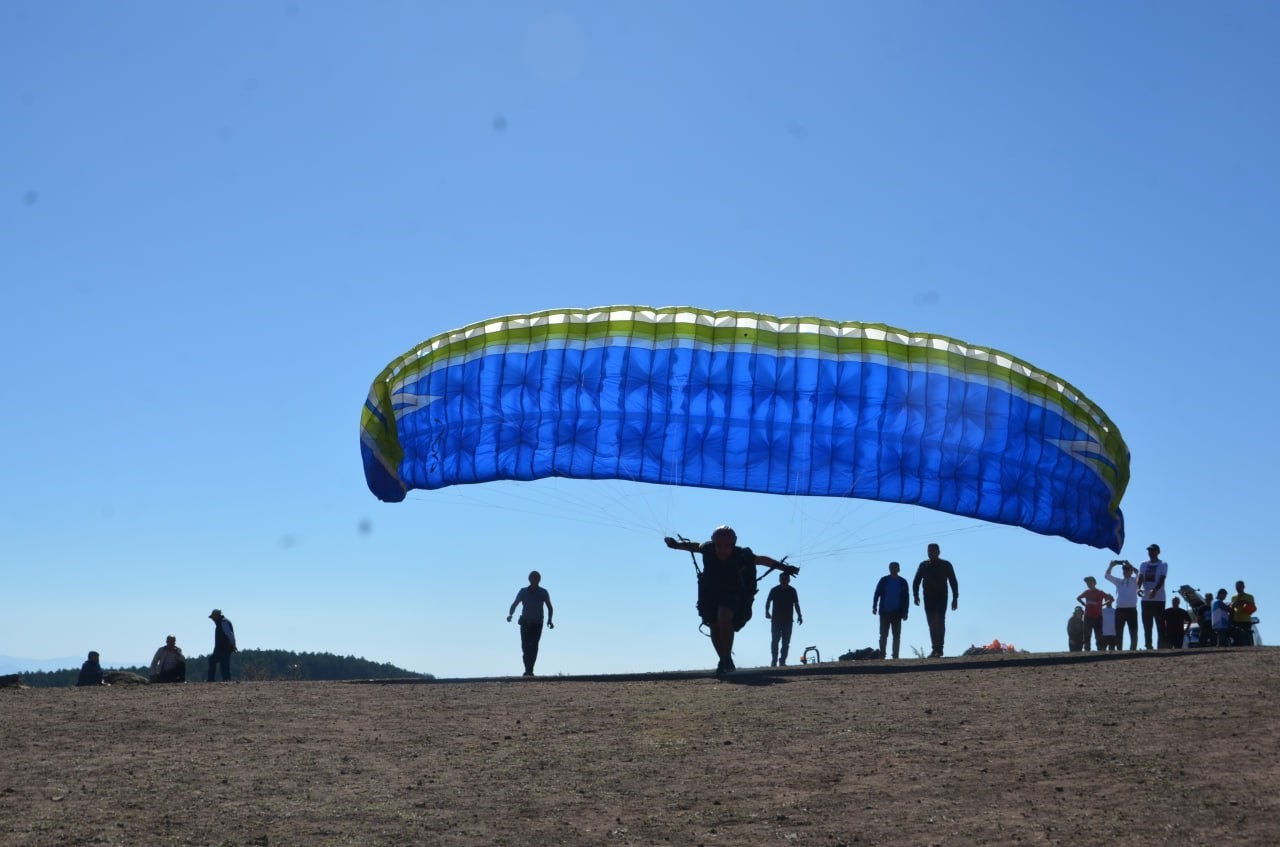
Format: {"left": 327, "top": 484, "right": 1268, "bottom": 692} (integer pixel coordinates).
{"left": 675, "top": 534, "right": 800, "bottom": 636}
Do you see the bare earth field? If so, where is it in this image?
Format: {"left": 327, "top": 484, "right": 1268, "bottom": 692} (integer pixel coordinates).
{"left": 2, "top": 648, "right": 1276, "bottom": 846}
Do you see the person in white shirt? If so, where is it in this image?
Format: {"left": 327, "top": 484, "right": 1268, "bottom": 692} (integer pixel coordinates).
{"left": 149, "top": 635, "right": 186, "bottom": 683}
{"left": 1100, "top": 599, "right": 1119, "bottom": 651}
{"left": 1136, "top": 544, "right": 1168, "bottom": 650}
{"left": 1105, "top": 559, "right": 1140, "bottom": 650}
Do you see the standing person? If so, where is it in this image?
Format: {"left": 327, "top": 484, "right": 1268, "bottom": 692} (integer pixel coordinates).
{"left": 1067, "top": 608, "right": 1085, "bottom": 652}
{"left": 1105, "top": 559, "right": 1140, "bottom": 650}
{"left": 1101, "top": 600, "right": 1119, "bottom": 652}
{"left": 76, "top": 651, "right": 104, "bottom": 687}
{"left": 764, "top": 573, "right": 803, "bottom": 667}
{"left": 1076, "top": 577, "right": 1114, "bottom": 652}
{"left": 1230, "top": 581, "right": 1258, "bottom": 647}
{"left": 872, "top": 562, "right": 910, "bottom": 660}
{"left": 207, "top": 609, "right": 237, "bottom": 682}
{"left": 1211, "top": 589, "right": 1233, "bottom": 646}
{"left": 507, "top": 571, "right": 554, "bottom": 676}
{"left": 912, "top": 543, "right": 958, "bottom": 658}
{"left": 1136, "top": 544, "right": 1168, "bottom": 649}
{"left": 1198, "top": 591, "right": 1215, "bottom": 645}
{"left": 664, "top": 527, "right": 787, "bottom": 674}
{"left": 1164, "top": 596, "right": 1191, "bottom": 649}
{"left": 149, "top": 635, "right": 186, "bottom": 683}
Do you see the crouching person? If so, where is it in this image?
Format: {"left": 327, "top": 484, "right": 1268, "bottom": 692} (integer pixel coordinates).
{"left": 150, "top": 635, "right": 186, "bottom": 683}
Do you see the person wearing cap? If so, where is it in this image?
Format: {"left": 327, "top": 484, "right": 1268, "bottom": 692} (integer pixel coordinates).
{"left": 872, "top": 561, "right": 909, "bottom": 660}
{"left": 206, "top": 609, "right": 237, "bottom": 682}
{"left": 912, "top": 542, "right": 959, "bottom": 658}
{"left": 1105, "top": 559, "right": 1140, "bottom": 650}
{"left": 664, "top": 526, "right": 787, "bottom": 674}
{"left": 149, "top": 635, "right": 186, "bottom": 683}
{"left": 1136, "top": 544, "right": 1168, "bottom": 649}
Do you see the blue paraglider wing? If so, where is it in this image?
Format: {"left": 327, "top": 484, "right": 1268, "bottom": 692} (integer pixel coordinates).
{"left": 361, "top": 307, "right": 1129, "bottom": 551}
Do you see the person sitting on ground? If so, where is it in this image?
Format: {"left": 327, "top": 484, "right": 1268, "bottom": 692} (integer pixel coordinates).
{"left": 149, "top": 635, "right": 186, "bottom": 683}
{"left": 77, "top": 651, "right": 104, "bottom": 687}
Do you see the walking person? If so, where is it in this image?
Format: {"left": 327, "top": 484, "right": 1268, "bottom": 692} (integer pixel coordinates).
{"left": 206, "top": 609, "right": 237, "bottom": 682}
{"left": 764, "top": 572, "right": 803, "bottom": 667}
{"left": 507, "top": 570, "right": 554, "bottom": 676}
{"left": 912, "top": 543, "right": 959, "bottom": 658}
{"left": 1105, "top": 559, "right": 1140, "bottom": 650}
{"left": 872, "top": 561, "right": 910, "bottom": 660}
{"left": 1136, "top": 544, "right": 1168, "bottom": 649}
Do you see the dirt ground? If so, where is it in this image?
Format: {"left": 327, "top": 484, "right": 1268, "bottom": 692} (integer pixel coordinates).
{"left": 2, "top": 648, "right": 1276, "bottom": 846}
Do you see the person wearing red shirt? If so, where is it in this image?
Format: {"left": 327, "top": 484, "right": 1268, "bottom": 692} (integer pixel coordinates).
{"left": 1076, "top": 576, "right": 1114, "bottom": 652}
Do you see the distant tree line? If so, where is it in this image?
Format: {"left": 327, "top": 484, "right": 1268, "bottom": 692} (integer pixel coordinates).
{"left": 19, "top": 649, "right": 431, "bottom": 687}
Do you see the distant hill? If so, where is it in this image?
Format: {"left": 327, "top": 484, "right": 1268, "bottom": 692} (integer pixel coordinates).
{"left": 0, "top": 654, "right": 87, "bottom": 675}
{"left": 16, "top": 649, "right": 431, "bottom": 687}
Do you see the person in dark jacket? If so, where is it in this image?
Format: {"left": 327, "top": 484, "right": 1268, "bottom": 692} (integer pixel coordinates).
{"left": 872, "top": 562, "right": 910, "bottom": 659}
{"left": 207, "top": 609, "right": 237, "bottom": 682}
{"left": 1067, "top": 607, "right": 1086, "bottom": 652}
{"left": 913, "top": 543, "right": 959, "bottom": 658}
{"left": 76, "top": 651, "right": 104, "bottom": 686}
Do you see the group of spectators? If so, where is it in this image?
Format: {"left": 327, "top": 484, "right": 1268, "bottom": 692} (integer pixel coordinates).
{"left": 75, "top": 609, "right": 238, "bottom": 686}
{"left": 1069, "top": 543, "right": 1258, "bottom": 652}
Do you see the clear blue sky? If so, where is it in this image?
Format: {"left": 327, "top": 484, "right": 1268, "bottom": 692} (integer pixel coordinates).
{"left": 4, "top": 2, "right": 1277, "bottom": 678}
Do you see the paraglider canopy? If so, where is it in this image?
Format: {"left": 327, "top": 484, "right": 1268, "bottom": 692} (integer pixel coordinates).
{"left": 360, "top": 306, "right": 1129, "bottom": 551}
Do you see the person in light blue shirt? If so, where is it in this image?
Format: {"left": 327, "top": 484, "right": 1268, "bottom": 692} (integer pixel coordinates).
{"left": 873, "top": 562, "right": 910, "bottom": 660}
{"left": 507, "top": 571, "right": 554, "bottom": 676}
{"left": 1211, "top": 589, "right": 1233, "bottom": 646}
